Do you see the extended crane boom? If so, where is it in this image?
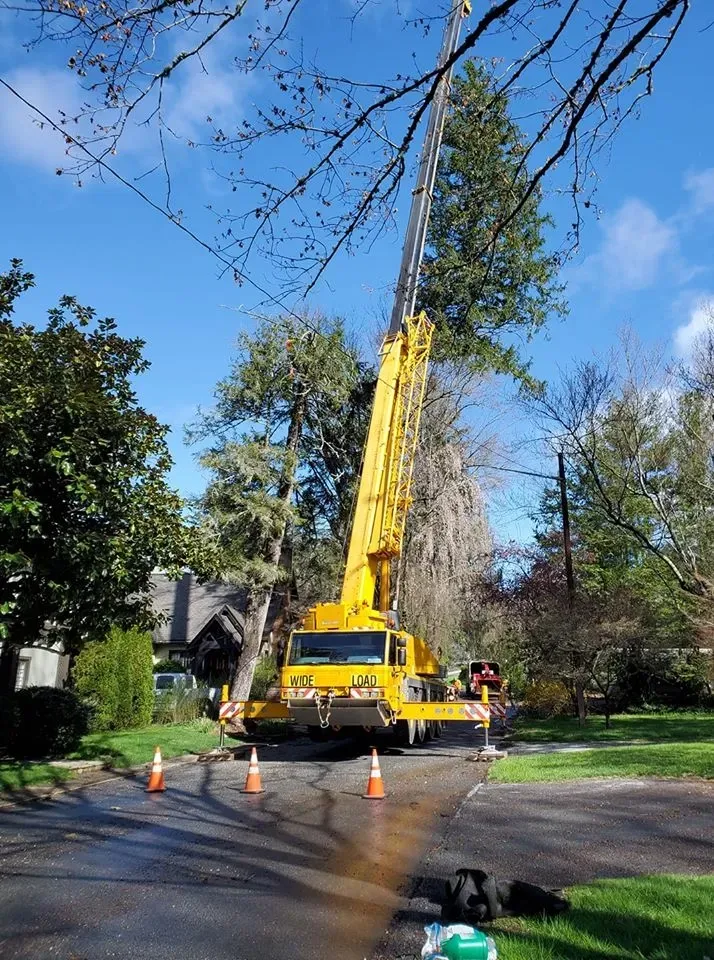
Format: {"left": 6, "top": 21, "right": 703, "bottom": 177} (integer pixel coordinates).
{"left": 336, "top": 0, "right": 470, "bottom": 624}
{"left": 390, "top": 0, "right": 470, "bottom": 335}
{"left": 228, "top": 1, "right": 488, "bottom": 743}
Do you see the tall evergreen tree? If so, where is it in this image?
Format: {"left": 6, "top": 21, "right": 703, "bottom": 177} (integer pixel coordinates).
{"left": 190, "top": 313, "right": 367, "bottom": 703}
{"left": 418, "top": 61, "right": 566, "bottom": 382}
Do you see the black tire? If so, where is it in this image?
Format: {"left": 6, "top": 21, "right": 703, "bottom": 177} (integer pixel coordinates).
{"left": 394, "top": 718, "right": 417, "bottom": 746}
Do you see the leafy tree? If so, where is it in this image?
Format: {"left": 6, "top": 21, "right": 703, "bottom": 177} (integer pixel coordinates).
{"left": 418, "top": 61, "right": 566, "bottom": 382}
{"left": 529, "top": 332, "right": 714, "bottom": 606}
{"left": 491, "top": 539, "right": 647, "bottom": 725}
{"left": 190, "top": 312, "right": 365, "bottom": 704}
{"left": 153, "top": 658, "right": 186, "bottom": 674}
{"left": 0, "top": 260, "right": 192, "bottom": 691}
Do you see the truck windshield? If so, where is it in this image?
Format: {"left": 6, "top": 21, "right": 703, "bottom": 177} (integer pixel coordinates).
{"left": 288, "top": 631, "right": 387, "bottom": 665}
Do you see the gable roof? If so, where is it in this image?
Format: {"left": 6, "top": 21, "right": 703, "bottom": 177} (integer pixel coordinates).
{"left": 151, "top": 572, "right": 248, "bottom": 646}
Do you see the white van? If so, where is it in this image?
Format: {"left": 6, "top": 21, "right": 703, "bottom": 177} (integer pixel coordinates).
{"left": 153, "top": 672, "right": 198, "bottom": 692}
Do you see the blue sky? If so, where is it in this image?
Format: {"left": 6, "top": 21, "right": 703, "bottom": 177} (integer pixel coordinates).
{"left": 1, "top": 1, "right": 713, "bottom": 543}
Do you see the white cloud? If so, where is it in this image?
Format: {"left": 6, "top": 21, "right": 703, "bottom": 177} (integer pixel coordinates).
{"left": 0, "top": 56, "right": 243, "bottom": 176}
{"left": 165, "top": 50, "right": 244, "bottom": 139}
{"left": 683, "top": 168, "right": 714, "bottom": 215}
{"left": 568, "top": 198, "right": 676, "bottom": 295}
{"left": 0, "top": 67, "right": 86, "bottom": 171}
{"left": 673, "top": 295, "right": 714, "bottom": 357}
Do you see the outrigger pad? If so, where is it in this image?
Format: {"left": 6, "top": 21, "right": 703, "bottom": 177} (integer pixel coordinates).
{"left": 441, "top": 869, "right": 569, "bottom": 923}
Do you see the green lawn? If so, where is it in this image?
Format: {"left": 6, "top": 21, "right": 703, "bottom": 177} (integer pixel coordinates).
{"left": 511, "top": 711, "right": 714, "bottom": 744}
{"left": 68, "top": 721, "right": 221, "bottom": 768}
{"left": 0, "top": 721, "right": 222, "bottom": 794}
{"left": 491, "top": 875, "right": 714, "bottom": 960}
{"left": 491, "top": 741, "right": 714, "bottom": 783}
{"left": 0, "top": 762, "right": 72, "bottom": 793}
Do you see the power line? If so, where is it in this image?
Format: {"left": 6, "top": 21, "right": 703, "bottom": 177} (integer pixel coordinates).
{"left": 0, "top": 77, "right": 341, "bottom": 332}
{"left": 0, "top": 75, "right": 412, "bottom": 389}
{"left": 480, "top": 463, "right": 559, "bottom": 482}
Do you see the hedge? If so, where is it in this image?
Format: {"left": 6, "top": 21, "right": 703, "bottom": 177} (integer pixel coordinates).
{"left": 73, "top": 626, "right": 155, "bottom": 731}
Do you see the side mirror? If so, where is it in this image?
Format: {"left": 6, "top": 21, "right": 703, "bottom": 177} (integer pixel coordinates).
{"left": 396, "top": 637, "right": 408, "bottom": 649}
{"left": 439, "top": 665, "right": 448, "bottom": 680}
{"left": 397, "top": 648, "right": 407, "bottom": 667}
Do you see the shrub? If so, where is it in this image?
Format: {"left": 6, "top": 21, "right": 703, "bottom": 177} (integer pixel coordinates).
{"left": 522, "top": 679, "right": 572, "bottom": 719}
{"left": 153, "top": 658, "right": 186, "bottom": 673}
{"left": 73, "top": 626, "right": 155, "bottom": 731}
{"left": 0, "top": 694, "right": 19, "bottom": 754}
{"left": 614, "top": 647, "right": 711, "bottom": 708}
{"left": 187, "top": 716, "right": 216, "bottom": 733}
{"left": 153, "top": 682, "right": 212, "bottom": 724}
{"left": 7, "top": 687, "right": 89, "bottom": 759}
{"left": 72, "top": 638, "right": 118, "bottom": 731}
{"left": 250, "top": 654, "right": 278, "bottom": 700}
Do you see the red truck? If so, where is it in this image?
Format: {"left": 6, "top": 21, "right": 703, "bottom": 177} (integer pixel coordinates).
{"left": 468, "top": 660, "right": 503, "bottom": 696}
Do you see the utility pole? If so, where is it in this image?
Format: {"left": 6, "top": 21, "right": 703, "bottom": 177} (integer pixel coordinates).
{"left": 479, "top": 457, "right": 576, "bottom": 607}
{"left": 557, "top": 451, "right": 585, "bottom": 724}
{"left": 557, "top": 451, "right": 575, "bottom": 610}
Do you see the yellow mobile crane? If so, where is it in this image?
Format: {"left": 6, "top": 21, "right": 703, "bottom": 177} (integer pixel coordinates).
{"left": 228, "top": 0, "right": 487, "bottom": 744}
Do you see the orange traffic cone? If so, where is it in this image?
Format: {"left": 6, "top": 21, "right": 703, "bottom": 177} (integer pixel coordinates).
{"left": 146, "top": 745, "right": 166, "bottom": 792}
{"left": 242, "top": 746, "right": 264, "bottom": 794}
{"left": 362, "top": 748, "right": 385, "bottom": 799}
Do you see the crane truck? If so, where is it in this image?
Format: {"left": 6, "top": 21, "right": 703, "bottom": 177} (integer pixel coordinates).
{"left": 224, "top": 0, "right": 491, "bottom": 744}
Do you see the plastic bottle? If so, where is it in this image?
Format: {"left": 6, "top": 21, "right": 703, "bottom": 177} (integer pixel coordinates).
{"left": 421, "top": 923, "right": 497, "bottom": 960}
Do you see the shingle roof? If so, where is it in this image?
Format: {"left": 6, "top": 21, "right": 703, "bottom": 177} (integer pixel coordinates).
{"left": 150, "top": 572, "right": 248, "bottom": 646}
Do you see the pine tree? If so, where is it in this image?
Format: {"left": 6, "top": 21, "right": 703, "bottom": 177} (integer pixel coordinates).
{"left": 191, "top": 313, "right": 366, "bottom": 703}
{"left": 418, "top": 61, "right": 566, "bottom": 383}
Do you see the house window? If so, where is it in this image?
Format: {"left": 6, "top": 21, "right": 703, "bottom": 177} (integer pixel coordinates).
{"left": 15, "top": 658, "right": 31, "bottom": 690}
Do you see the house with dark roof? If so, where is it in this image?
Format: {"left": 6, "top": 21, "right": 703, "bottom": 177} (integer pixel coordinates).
{"left": 150, "top": 572, "right": 293, "bottom": 686}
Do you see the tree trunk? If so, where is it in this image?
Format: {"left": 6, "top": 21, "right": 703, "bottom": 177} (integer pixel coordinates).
{"left": 0, "top": 642, "right": 19, "bottom": 696}
{"left": 229, "top": 591, "right": 274, "bottom": 702}
{"left": 575, "top": 681, "right": 587, "bottom": 727}
{"left": 228, "top": 387, "right": 306, "bottom": 711}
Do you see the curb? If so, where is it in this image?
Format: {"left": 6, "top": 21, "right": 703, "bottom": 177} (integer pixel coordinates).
{"left": 0, "top": 745, "right": 253, "bottom": 809}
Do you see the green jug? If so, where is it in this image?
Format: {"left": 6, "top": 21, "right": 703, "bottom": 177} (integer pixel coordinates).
{"left": 440, "top": 931, "right": 494, "bottom": 960}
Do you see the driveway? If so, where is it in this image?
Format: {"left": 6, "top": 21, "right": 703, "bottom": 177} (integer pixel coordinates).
{"left": 373, "top": 776, "right": 714, "bottom": 959}
{"left": 0, "top": 725, "right": 488, "bottom": 960}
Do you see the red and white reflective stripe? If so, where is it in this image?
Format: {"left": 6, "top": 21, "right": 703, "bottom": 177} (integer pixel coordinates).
{"left": 464, "top": 703, "right": 490, "bottom": 722}
{"left": 219, "top": 701, "right": 244, "bottom": 720}
{"left": 285, "top": 687, "right": 317, "bottom": 699}
{"left": 247, "top": 747, "right": 260, "bottom": 774}
{"left": 491, "top": 703, "right": 506, "bottom": 719}
{"left": 350, "top": 687, "right": 382, "bottom": 698}
{"left": 151, "top": 748, "right": 163, "bottom": 772}
{"left": 369, "top": 752, "right": 382, "bottom": 778}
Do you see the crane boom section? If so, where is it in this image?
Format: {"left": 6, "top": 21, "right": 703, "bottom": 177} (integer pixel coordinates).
{"left": 389, "top": 0, "right": 470, "bottom": 334}
{"left": 340, "top": 312, "right": 433, "bottom": 614}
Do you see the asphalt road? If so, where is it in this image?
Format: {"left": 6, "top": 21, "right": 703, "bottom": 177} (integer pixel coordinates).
{"left": 374, "top": 776, "right": 714, "bottom": 960}
{"left": 0, "top": 725, "right": 488, "bottom": 960}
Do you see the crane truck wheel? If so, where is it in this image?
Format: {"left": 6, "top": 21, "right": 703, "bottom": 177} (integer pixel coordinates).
{"left": 394, "top": 718, "right": 417, "bottom": 746}
{"left": 416, "top": 691, "right": 430, "bottom": 744}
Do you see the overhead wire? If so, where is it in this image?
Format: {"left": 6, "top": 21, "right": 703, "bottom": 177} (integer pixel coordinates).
{"left": 0, "top": 75, "right": 388, "bottom": 379}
